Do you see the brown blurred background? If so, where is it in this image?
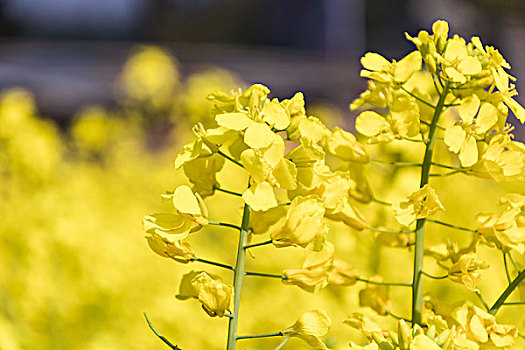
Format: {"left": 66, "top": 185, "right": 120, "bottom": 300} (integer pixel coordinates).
{"left": 1, "top": 0, "right": 525, "bottom": 132}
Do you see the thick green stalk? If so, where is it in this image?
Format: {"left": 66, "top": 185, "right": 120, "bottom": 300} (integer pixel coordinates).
{"left": 489, "top": 269, "right": 525, "bottom": 315}
{"left": 226, "top": 203, "right": 251, "bottom": 350}
{"left": 412, "top": 81, "right": 450, "bottom": 325}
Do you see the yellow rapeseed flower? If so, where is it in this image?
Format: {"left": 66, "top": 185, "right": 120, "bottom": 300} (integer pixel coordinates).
{"left": 176, "top": 271, "right": 232, "bottom": 317}
{"left": 281, "top": 309, "right": 332, "bottom": 349}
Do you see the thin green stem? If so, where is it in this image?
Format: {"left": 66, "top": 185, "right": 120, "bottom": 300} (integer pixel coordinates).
{"left": 371, "top": 198, "right": 392, "bottom": 206}
{"left": 218, "top": 150, "right": 244, "bottom": 168}
{"left": 503, "top": 302, "right": 525, "bottom": 306}
{"left": 425, "top": 218, "right": 478, "bottom": 233}
{"left": 215, "top": 187, "right": 243, "bottom": 197}
{"left": 244, "top": 240, "right": 273, "bottom": 249}
{"left": 429, "top": 170, "right": 464, "bottom": 177}
{"left": 227, "top": 203, "right": 251, "bottom": 350}
{"left": 412, "top": 80, "right": 450, "bottom": 326}
{"left": 386, "top": 310, "right": 411, "bottom": 322}
{"left": 237, "top": 332, "right": 283, "bottom": 340}
{"left": 274, "top": 337, "right": 290, "bottom": 350}
{"left": 371, "top": 158, "right": 422, "bottom": 167}
{"left": 475, "top": 290, "right": 490, "bottom": 311}
{"left": 489, "top": 269, "right": 525, "bottom": 315}
{"left": 367, "top": 227, "right": 415, "bottom": 234}
{"left": 402, "top": 136, "right": 426, "bottom": 143}
{"left": 422, "top": 271, "right": 448, "bottom": 279}
{"left": 144, "top": 313, "right": 182, "bottom": 350}
{"left": 208, "top": 221, "right": 242, "bottom": 231}
{"left": 192, "top": 257, "right": 235, "bottom": 271}
{"left": 245, "top": 271, "right": 285, "bottom": 279}
{"left": 508, "top": 252, "right": 521, "bottom": 273}
{"left": 431, "top": 73, "right": 443, "bottom": 95}
{"left": 420, "top": 120, "right": 445, "bottom": 131}
{"left": 431, "top": 162, "right": 472, "bottom": 173}
{"left": 503, "top": 253, "right": 512, "bottom": 284}
{"left": 401, "top": 86, "right": 436, "bottom": 109}
{"left": 356, "top": 277, "right": 412, "bottom": 287}
{"left": 277, "top": 202, "right": 291, "bottom": 206}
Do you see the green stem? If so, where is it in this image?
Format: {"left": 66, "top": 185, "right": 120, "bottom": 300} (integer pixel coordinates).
{"left": 356, "top": 277, "right": 412, "bottom": 287}
{"left": 489, "top": 269, "right": 525, "bottom": 315}
{"left": 371, "top": 198, "right": 392, "bottom": 206}
{"left": 401, "top": 86, "right": 436, "bottom": 109}
{"left": 144, "top": 313, "right": 182, "bottom": 350}
{"left": 412, "top": 81, "right": 450, "bottom": 326}
{"left": 386, "top": 310, "right": 411, "bottom": 322}
{"left": 244, "top": 240, "right": 273, "bottom": 249}
{"left": 277, "top": 202, "right": 291, "bottom": 206}
{"left": 192, "top": 257, "right": 235, "bottom": 271}
{"left": 431, "top": 162, "right": 472, "bottom": 173}
{"left": 274, "top": 337, "right": 290, "bottom": 350}
{"left": 475, "top": 290, "right": 490, "bottom": 311}
{"left": 236, "top": 332, "right": 283, "bottom": 340}
{"left": 227, "top": 203, "right": 251, "bottom": 350}
{"left": 371, "top": 158, "right": 422, "bottom": 167}
{"left": 504, "top": 253, "right": 512, "bottom": 284}
{"left": 425, "top": 218, "right": 478, "bottom": 233}
{"left": 508, "top": 252, "right": 521, "bottom": 273}
{"left": 215, "top": 187, "right": 243, "bottom": 197}
{"left": 245, "top": 271, "right": 285, "bottom": 279}
{"left": 218, "top": 150, "right": 245, "bottom": 169}
{"left": 429, "top": 170, "right": 464, "bottom": 177}
{"left": 421, "top": 271, "right": 448, "bottom": 279}
{"left": 208, "top": 221, "right": 242, "bottom": 231}
{"left": 420, "top": 120, "right": 446, "bottom": 131}
{"left": 503, "top": 302, "right": 525, "bottom": 306}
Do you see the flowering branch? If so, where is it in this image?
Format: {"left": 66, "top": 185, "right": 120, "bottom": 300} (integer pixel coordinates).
{"left": 144, "top": 313, "right": 182, "bottom": 350}
{"left": 356, "top": 277, "right": 412, "bottom": 287}
{"left": 208, "top": 221, "right": 242, "bottom": 231}
{"left": 244, "top": 240, "right": 273, "bottom": 249}
{"left": 425, "top": 218, "right": 477, "bottom": 233}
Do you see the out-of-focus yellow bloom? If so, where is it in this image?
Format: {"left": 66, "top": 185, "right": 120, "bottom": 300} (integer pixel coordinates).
{"left": 143, "top": 213, "right": 193, "bottom": 241}
{"left": 248, "top": 205, "right": 286, "bottom": 235}
{"left": 242, "top": 181, "right": 278, "bottom": 211}
{"left": 176, "top": 271, "right": 232, "bottom": 317}
{"left": 328, "top": 259, "right": 359, "bottom": 286}
{"left": 349, "top": 342, "right": 379, "bottom": 350}
{"left": 283, "top": 243, "right": 334, "bottom": 292}
{"left": 281, "top": 309, "right": 332, "bottom": 350}
{"left": 444, "top": 96, "right": 499, "bottom": 167}
{"left": 359, "top": 276, "right": 391, "bottom": 315}
{"left": 118, "top": 46, "right": 179, "bottom": 110}
{"left": 360, "top": 51, "right": 422, "bottom": 85}
{"left": 447, "top": 253, "right": 489, "bottom": 290}
{"left": 145, "top": 232, "right": 194, "bottom": 263}
{"left": 322, "top": 126, "right": 369, "bottom": 163}
{"left": 452, "top": 302, "right": 518, "bottom": 348}
{"left": 355, "top": 110, "right": 396, "bottom": 144}
{"left": 477, "top": 194, "right": 525, "bottom": 253}
{"left": 271, "top": 195, "right": 326, "bottom": 248}
{"left": 394, "top": 184, "right": 444, "bottom": 226}
{"left": 344, "top": 313, "right": 383, "bottom": 337}
{"left": 165, "top": 185, "right": 208, "bottom": 226}
{"left": 472, "top": 134, "right": 525, "bottom": 181}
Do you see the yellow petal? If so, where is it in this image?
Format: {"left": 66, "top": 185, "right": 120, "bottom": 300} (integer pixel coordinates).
{"left": 458, "top": 95, "right": 480, "bottom": 125}
{"left": 173, "top": 185, "right": 201, "bottom": 215}
{"left": 244, "top": 122, "right": 275, "bottom": 149}
{"left": 355, "top": 111, "right": 390, "bottom": 137}
{"left": 458, "top": 56, "right": 482, "bottom": 75}
{"left": 298, "top": 117, "right": 330, "bottom": 143}
{"left": 394, "top": 51, "right": 422, "bottom": 82}
{"left": 215, "top": 112, "right": 253, "bottom": 130}
{"left": 272, "top": 158, "right": 298, "bottom": 190}
{"left": 459, "top": 134, "right": 478, "bottom": 167}
{"left": 445, "top": 67, "right": 466, "bottom": 83}
{"left": 261, "top": 99, "right": 290, "bottom": 130}
{"left": 282, "top": 309, "right": 332, "bottom": 350}
{"left": 444, "top": 125, "right": 466, "bottom": 154}
{"left": 242, "top": 182, "right": 278, "bottom": 211}
{"left": 361, "top": 52, "right": 390, "bottom": 72}
{"left": 240, "top": 149, "right": 270, "bottom": 183}
{"left": 474, "top": 103, "right": 497, "bottom": 134}
{"left": 390, "top": 94, "right": 420, "bottom": 137}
